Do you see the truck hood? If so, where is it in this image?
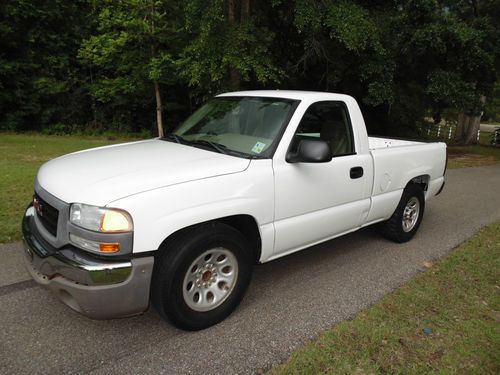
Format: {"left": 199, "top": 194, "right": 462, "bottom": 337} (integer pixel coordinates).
{"left": 37, "top": 139, "right": 250, "bottom": 206}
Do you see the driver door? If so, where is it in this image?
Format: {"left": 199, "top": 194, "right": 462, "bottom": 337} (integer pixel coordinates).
{"left": 272, "top": 101, "right": 372, "bottom": 256}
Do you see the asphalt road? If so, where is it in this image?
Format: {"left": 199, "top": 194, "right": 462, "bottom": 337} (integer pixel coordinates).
{"left": 1, "top": 165, "right": 499, "bottom": 375}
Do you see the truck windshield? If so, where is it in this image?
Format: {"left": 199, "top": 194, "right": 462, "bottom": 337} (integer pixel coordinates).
{"left": 171, "top": 96, "right": 298, "bottom": 158}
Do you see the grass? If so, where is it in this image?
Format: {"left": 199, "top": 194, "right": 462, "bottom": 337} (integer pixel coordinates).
{"left": 433, "top": 127, "right": 500, "bottom": 169}
{"left": 447, "top": 144, "right": 500, "bottom": 169}
{"left": 0, "top": 133, "right": 143, "bottom": 243}
{"left": 446, "top": 128, "right": 500, "bottom": 169}
{"left": 270, "top": 222, "right": 500, "bottom": 375}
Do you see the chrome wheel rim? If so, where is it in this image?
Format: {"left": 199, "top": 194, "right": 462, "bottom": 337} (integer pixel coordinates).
{"left": 182, "top": 248, "right": 238, "bottom": 312}
{"left": 402, "top": 197, "right": 420, "bottom": 232}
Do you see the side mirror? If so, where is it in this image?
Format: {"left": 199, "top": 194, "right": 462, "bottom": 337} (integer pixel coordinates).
{"left": 286, "top": 138, "right": 332, "bottom": 163}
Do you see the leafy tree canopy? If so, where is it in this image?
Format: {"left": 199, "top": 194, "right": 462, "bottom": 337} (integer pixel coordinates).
{"left": 0, "top": 0, "right": 497, "bottom": 141}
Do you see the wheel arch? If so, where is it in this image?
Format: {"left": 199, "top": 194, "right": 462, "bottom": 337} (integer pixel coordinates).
{"left": 379, "top": 180, "right": 426, "bottom": 243}
{"left": 406, "top": 174, "right": 430, "bottom": 192}
{"left": 156, "top": 214, "right": 262, "bottom": 264}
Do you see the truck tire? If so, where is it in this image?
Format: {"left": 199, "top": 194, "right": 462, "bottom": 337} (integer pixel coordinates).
{"left": 380, "top": 183, "right": 425, "bottom": 243}
{"left": 151, "top": 222, "right": 253, "bottom": 330}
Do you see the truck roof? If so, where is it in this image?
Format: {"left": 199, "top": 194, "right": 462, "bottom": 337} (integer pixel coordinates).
{"left": 217, "top": 90, "right": 353, "bottom": 101}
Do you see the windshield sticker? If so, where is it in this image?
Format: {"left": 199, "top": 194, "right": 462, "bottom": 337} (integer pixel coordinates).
{"left": 251, "top": 142, "right": 266, "bottom": 154}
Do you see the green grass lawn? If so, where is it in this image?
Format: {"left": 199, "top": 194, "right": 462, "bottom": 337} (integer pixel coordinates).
{"left": 447, "top": 144, "right": 500, "bottom": 169}
{"left": 270, "top": 222, "right": 500, "bottom": 374}
{"left": 446, "top": 129, "right": 500, "bottom": 169}
{"left": 0, "top": 133, "right": 143, "bottom": 243}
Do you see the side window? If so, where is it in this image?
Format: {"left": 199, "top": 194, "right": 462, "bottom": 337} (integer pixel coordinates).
{"left": 291, "top": 101, "right": 355, "bottom": 157}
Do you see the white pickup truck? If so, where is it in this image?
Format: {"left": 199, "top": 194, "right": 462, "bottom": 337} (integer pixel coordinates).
{"left": 23, "top": 91, "right": 446, "bottom": 330}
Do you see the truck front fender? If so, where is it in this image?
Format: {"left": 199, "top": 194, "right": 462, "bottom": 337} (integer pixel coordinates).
{"left": 108, "top": 160, "right": 275, "bottom": 260}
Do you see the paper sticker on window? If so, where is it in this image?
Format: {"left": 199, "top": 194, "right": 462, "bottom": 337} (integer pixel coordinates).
{"left": 251, "top": 142, "right": 266, "bottom": 154}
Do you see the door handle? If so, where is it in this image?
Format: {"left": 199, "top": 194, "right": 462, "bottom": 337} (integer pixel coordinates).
{"left": 350, "top": 166, "right": 363, "bottom": 179}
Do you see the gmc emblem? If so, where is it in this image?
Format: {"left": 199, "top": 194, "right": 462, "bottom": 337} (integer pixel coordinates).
{"left": 33, "top": 197, "right": 43, "bottom": 216}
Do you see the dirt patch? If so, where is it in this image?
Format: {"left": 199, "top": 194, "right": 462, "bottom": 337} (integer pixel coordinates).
{"left": 448, "top": 153, "right": 496, "bottom": 162}
{"left": 447, "top": 152, "right": 498, "bottom": 169}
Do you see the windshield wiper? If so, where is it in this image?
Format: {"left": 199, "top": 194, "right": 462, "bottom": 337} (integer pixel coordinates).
{"left": 163, "top": 135, "right": 259, "bottom": 158}
{"left": 162, "top": 134, "right": 185, "bottom": 144}
{"left": 188, "top": 139, "right": 229, "bottom": 155}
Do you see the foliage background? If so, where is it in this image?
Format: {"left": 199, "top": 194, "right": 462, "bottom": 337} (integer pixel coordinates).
{"left": 0, "top": 0, "right": 498, "bottom": 136}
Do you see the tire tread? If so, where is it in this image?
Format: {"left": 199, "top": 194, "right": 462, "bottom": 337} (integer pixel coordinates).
{"left": 380, "top": 184, "right": 425, "bottom": 243}
{"left": 151, "top": 222, "right": 252, "bottom": 330}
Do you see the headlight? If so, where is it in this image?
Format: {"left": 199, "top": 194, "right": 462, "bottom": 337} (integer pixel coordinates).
{"left": 70, "top": 203, "right": 133, "bottom": 232}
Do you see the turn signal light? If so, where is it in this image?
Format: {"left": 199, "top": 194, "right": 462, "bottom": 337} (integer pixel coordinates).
{"left": 99, "top": 243, "right": 121, "bottom": 253}
{"left": 69, "top": 233, "right": 121, "bottom": 253}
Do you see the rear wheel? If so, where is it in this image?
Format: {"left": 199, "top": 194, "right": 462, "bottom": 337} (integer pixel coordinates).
{"left": 151, "top": 222, "right": 252, "bottom": 330}
{"left": 380, "top": 183, "right": 425, "bottom": 243}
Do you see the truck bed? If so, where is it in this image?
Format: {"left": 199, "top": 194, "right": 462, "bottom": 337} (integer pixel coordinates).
{"left": 362, "top": 136, "right": 446, "bottom": 227}
{"left": 368, "top": 136, "right": 424, "bottom": 150}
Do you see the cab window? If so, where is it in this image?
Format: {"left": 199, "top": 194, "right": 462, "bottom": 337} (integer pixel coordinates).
{"left": 290, "top": 101, "right": 355, "bottom": 157}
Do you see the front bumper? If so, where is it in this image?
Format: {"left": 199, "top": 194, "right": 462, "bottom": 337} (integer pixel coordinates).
{"left": 22, "top": 205, "right": 154, "bottom": 319}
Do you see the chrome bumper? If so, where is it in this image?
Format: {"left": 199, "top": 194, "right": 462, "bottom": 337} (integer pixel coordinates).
{"left": 22, "top": 206, "right": 154, "bottom": 319}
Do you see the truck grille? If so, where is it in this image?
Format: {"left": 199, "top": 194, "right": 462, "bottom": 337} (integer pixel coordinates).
{"left": 33, "top": 193, "right": 59, "bottom": 237}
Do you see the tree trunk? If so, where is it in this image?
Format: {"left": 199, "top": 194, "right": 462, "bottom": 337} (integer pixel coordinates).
{"left": 455, "top": 111, "right": 481, "bottom": 145}
{"left": 464, "top": 114, "right": 481, "bottom": 144}
{"left": 471, "top": 0, "right": 479, "bottom": 17}
{"left": 229, "top": 69, "right": 241, "bottom": 90}
{"left": 455, "top": 96, "right": 485, "bottom": 144}
{"left": 454, "top": 111, "right": 468, "bottom": 142}
{"left": 455, "top": 4, "right": 483, "bottom": 145}
{"left": 227, "top": 0, "right": 240, "bottom": 90}
{"left": 241, "top": 0, "right": 250, "bottom": 21}
{"left": 227, "top": 0, "right": 236, "bottom": 22}
{"left": 154, "top": 80, "right": 164, "bottom": 138}
{"left": 149, "top": 2, "right": 164, "bottom": 137}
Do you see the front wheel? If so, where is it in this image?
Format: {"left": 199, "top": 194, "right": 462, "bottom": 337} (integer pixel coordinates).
{"left": 379, "top": 183, "right": 425, "bottom": 243}
{"left": 151, "top": 223, "right": 252, "bottom": 330}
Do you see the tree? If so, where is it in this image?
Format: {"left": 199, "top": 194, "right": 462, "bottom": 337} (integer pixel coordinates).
{"left": 0, "top": 0, "right": 93, "bottom": 131}
{"left": 418, "top": 0, "right": 498, "bottom": 144}
{"left": 270, "top": 0, "right": 398, "bottom": 134}
{"left": 0, "top": 0, "right": 497, "bottom": 138}
{"left": 280, "top": 0, "right": 498, "bottom": 140}
{"left": 79, "top": 0, "right": 184, "bottom": 136}
{"left": 178, "top": 0, "right": 283, "bottom": 97}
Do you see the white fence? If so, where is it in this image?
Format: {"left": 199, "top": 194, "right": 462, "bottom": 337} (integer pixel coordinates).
{"left": 421, "top": 122, "right": 483, "bottom": 142}
{"left": 421, "top": 123, "right": 457, "bottom": 140}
